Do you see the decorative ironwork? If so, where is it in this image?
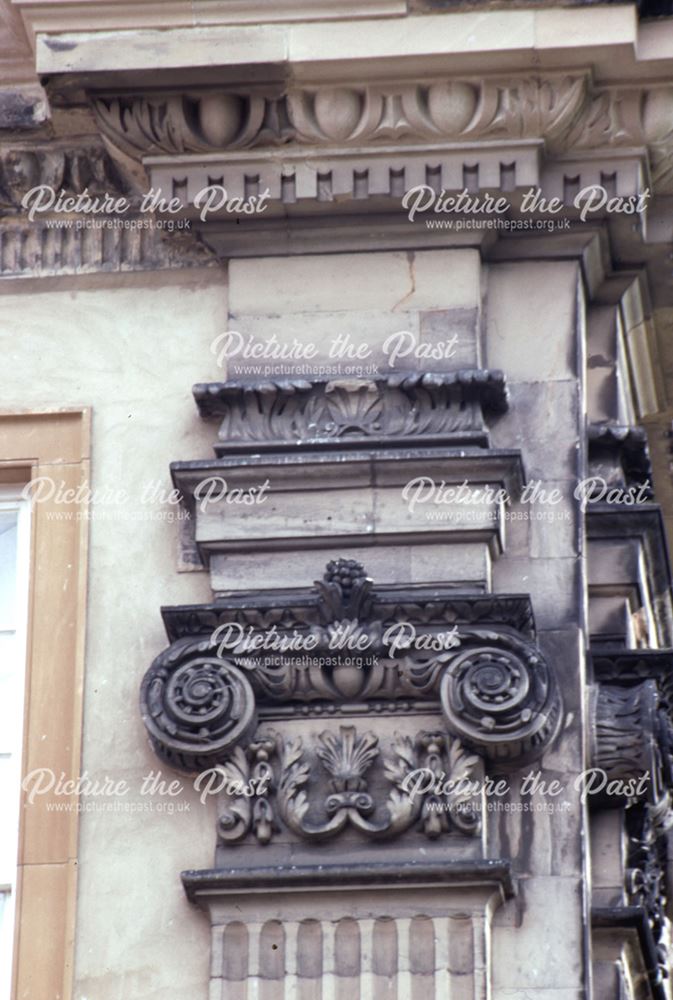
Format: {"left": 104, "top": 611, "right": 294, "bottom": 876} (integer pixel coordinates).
{"left": 626, "top": 803, "right": 671, "bottom": 987}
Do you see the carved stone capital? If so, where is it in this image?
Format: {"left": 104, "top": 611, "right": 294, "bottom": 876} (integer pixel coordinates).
{"left": 591, "top": 680, "right": 673, "bottom": 808}
{"left": 141, "top": 561, "right": 563, "bottom": 773}
{"left": 439, "top": 638, "right": 563, "bottom": 766}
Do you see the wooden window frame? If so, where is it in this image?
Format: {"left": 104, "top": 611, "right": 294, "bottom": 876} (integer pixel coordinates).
{"left": 0, "top": 409, "right": 90, "bottom": 1000}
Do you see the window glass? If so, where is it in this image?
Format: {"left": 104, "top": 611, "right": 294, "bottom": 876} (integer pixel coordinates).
{"left": 0, "top": 512, "right": 18, "bottom": 629}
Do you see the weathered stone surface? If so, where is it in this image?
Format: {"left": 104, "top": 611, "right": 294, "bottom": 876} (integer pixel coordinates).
{"left": 490, "top": 381, "right": 581, "bottom": 481}
{"left": 210, "top": 541, "right": 492, "bottom": 592}
{"left": 491, "top": 877, "right": 585, "bottom": 990}
{"left": 485, "top": 261, "right": 579, "bottom": 382}
{"left": 492, "top": 557, "right": 580, "bottom": 629}
{"left": 228, "top": 250, "right": 481, "bottom": 315}
{"left": 0, "top": 86, "right": 48, "bottom": 129}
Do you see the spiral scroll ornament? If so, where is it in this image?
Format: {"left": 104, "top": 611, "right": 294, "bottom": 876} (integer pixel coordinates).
{"left": 140, "top": 638, "right": 257, "bottom": 772}
{"left": 439, "top": 642, "right": 562, "bottom": 766}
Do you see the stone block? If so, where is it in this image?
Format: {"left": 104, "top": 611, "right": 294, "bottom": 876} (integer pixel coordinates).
{"left": 211, "top": 541, "right": 491, "bottom": 592}
{"left": 485, "top": 261, "right": 579, "bottom": 382}
{"left": 491, "top": 877, "right": 584, "bottom": 990}
{"left": 491, "top": 557, "right": 580, "bottom": 629}
{"left": 218, "top": 309, "right": 422, "bottom": 377}
{"left": 419, "top": 307, "right": 481, "bottom": 369}
{"left": 228, "top": 250, "right": 481, "bottom": 315}
{"left": 490, "top": 381, "right": 580, "bottom": 482}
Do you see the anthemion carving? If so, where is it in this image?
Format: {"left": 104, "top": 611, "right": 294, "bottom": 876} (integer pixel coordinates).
{"left": 193, "top": 370, "right": 508, "bottom": 453}
{"left": 213, "top": 725, "right": 482, "bottom": 846}
{"left": 227, "top": 726, "right": 483, "bottom": 844}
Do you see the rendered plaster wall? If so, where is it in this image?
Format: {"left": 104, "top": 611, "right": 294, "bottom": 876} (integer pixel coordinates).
{"left": 0, "top": 268, "right": 227, "bottom": 1000}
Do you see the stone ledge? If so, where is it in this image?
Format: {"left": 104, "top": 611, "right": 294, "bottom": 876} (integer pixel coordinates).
{"left": 181, "top": 857, "right": 516, "bottom": 899}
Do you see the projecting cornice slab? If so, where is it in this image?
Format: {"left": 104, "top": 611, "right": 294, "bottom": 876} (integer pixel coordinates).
{"left": 10, "top": 7, "right": 653, "bottom": 83}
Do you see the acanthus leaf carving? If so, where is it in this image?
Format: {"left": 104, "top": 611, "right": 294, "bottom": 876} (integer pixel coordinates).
{"left": 591, "top": 681, "right": 666, "bottom": 807}
{"left": 217, "top": 737, "right": 277, "bottom": 844}
{"left": 93, "top": 92, "right": 279, "bottom": 158}
{"left": 93, "top": 75, "right": 593, "bottom": 156}
{"left": 192, "top": 371, "right": 508, "bottom": 456}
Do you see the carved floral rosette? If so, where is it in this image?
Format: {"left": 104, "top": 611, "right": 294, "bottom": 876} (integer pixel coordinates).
{"left": 439, "top": 638, "right": 563, "bottom": 766}
{"left": 140, "top": 635, "right": 257, "bottom": 772}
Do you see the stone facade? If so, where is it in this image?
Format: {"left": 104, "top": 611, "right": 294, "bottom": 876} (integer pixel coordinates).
{"left": 3, "top": 2, "right": 673, "bottom": 1000}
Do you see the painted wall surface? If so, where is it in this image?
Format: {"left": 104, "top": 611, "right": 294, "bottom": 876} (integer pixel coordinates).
{"left": 2, "top": 269, "right": 227, "bottom": 1000}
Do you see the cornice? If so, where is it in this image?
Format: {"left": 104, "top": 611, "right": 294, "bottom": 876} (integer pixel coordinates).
{"left": 181, "top": 858, "right": 516, "bottom": 901}
{"left": 0, "top": 136, "right": 217, "bottom": 275}
{"left": 77, "top": 72, "right": 673, "bottom": 212}
{"left": 91, "top": 75, "right": 594, "bottom": 157}
{"left": 11, "top": 0, "right": 405, "bottom": 47}
{"left": 0, "top": 218, "right": 215, "bottom": 277}
{"left": 14, "top": 8, "right": 648, "bottom": 82}
{"left": 192, "top": 371, "right": 508, "bottom": 456}
{"left": 161, "top": 590, "right": 537, "bottom": 644}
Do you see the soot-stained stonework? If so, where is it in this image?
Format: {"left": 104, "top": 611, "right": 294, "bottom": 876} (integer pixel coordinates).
{"left": 141, "top": 559, "right": 563, "bottom": 781}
